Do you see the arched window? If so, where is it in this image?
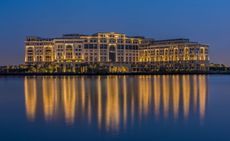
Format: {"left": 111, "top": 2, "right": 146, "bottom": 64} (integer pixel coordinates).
{"left": 109, "top": 46, "right": 116, "bottom": 62}
{"left": 44, "top": 47, "right": 52, "bottom": 62}
{"left": 65, "top": 45, "right": 73, "bottom": 60}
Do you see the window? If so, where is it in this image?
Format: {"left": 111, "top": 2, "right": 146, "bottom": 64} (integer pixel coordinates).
{"left": 100, "top": 44, "right": 107, "bottom": 49}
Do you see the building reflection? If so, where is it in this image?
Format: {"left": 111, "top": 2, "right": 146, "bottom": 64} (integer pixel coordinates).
{"left": 24, "top": 75, "right": 208, "bottom": 131}
{"left": 153, "top": 76, "right": 161, "bottom": 119}
{"left": 172, "top": 75, "right": 180, "bottom": 119}
{"left": 62, "top": 77, "right": 76, "bottom": 124}
{"left": 24, "top": 78, "right": 37, "bottom": 121}
{"left": 42, "top": 77, "right": 57, "bottom": 121}
{"left": 183, "top": 75, "right": 190, "bottom": 119}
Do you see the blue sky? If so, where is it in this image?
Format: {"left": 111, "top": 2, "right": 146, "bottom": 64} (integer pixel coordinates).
{"left": 0, "top": 0, "right": 230, "bottom": 65}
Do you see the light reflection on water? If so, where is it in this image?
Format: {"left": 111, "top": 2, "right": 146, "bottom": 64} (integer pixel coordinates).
{"left": 24, "top": 75, "right": 207, "bottom": 132}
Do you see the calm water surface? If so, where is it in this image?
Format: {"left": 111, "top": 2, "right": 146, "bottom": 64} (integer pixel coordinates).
{"left": 0, "top": 75, "right": 230, "bottom": 141}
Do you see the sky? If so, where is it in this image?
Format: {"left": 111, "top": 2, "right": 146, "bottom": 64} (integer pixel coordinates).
{"left": 0, "top": 0, "right": 230, "bottom": 65}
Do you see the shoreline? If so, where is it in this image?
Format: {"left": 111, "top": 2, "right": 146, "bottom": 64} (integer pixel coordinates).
{"left": 0, "top": 71, "right": 230, "bottom": 76}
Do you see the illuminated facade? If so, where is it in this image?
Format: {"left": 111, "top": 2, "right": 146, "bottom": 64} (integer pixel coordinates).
{"left": 25, "top": 32, "right": 209, "bottom": 71}
{"left": 139, "top": 39, "right": 209, "bottom": 71}
{"left": 25, "top": 32, "right": 141, "bottom": 64}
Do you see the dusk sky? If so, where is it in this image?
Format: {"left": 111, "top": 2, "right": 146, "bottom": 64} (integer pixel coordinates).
{"left": 0, "top": 0, "right": 230, "bottom": 65}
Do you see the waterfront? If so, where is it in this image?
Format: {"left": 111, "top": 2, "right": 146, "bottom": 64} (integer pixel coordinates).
{"left": 0, "top": 75, "right": 230, "bottom": 141}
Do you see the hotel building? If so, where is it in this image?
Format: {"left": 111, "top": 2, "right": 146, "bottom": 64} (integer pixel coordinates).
{"left": 25, "top": 32, "right": 209, "bottom": 72}
{"left": 139, "top": 39, "right": 209, "bottom": 71}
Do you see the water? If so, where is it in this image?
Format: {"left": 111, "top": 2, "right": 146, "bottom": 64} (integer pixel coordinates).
{"left": 0, "top": 75, "right": 229, "bottom": 141}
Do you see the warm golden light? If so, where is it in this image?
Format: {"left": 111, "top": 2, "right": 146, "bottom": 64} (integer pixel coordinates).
{"left": 138, "top": 76, "right": 151, "bottom": 118}
{"left": 123, "top": 76, "right": 127, "bottom": 129}
{"left": 153, "top": 76, "right": 161, "bottom": 119}
{"left": 97, "top": 76, "right": 102, "bottom": 129}
{"left": 25, "top": 33, "right": 209, "bottom": 72}
{"left": 106, "top": 76, "right": 120, "bottom": 132}
{"left": 24, "top": 77, "right": 37, "bottom": 121}
{"left": 162, "top": 75, "right": 169, "bottom": 119}
{"left": 24, "top": 75, "right": 208, "bottom": 132}
{"left": 172, "top": 75, "right": 180, "bottom": 119}
{"left": 182, "top": 75, "right": 190, "bottom": 119}
{"left": 199, "top": 75, "right": 207, "bottom": 120}
{"left": 63, "top": 77, "right": 76, "bottom": 125}
{"left": 42, "top": 77, "right": 57, "bottom": 121}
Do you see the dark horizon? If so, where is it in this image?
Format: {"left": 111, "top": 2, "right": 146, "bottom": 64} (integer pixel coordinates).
{"left": 1, "top": 0, "right": 230, "bottom": 65}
